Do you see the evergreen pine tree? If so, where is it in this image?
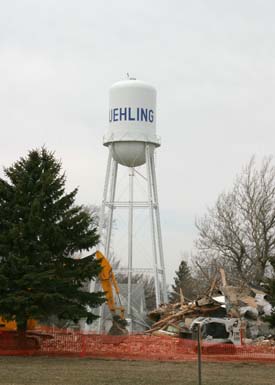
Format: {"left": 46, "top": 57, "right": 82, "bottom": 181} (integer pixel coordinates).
{"left": 0, "top": 148, "right": 104, "bottom": 334}
{"left": 169, "top": 260, "right": 195, "bottom": 303}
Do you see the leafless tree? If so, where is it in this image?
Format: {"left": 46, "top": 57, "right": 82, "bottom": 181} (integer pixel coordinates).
{"left": 195, "top": 157, "right": 275, "bottom": 285}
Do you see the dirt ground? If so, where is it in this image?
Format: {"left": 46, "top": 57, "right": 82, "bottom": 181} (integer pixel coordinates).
{"left": 0, "top": 357, "right": 274, "bottom": 385}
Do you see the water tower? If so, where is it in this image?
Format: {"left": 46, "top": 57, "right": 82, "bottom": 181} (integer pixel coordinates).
{"left": 98, "top": 78, "right": 168, "bottom": 330}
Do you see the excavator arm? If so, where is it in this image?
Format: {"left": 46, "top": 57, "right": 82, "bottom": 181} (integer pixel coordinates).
{"left": 95, "top": 251, "right": 128, "bottom": 335}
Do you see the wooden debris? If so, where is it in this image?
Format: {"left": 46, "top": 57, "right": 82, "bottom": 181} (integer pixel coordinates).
{"left": 208, "top": 273, "right": 218, "bottom": 297}
{"left": 147, "top": 296, "right": 224, "bottom": 336}
{"left": 220, "top": 268, "right": 227, "bottom": 287}
{"left": 180, "top": 288, "right": 184, "bottom": 306}
{"left": 146, "top": 268, "right": 272, "bottom": 341}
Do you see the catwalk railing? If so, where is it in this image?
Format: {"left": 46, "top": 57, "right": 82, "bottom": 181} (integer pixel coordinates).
{"left": 0, "top": 329, "right": 275, "bottom": 363}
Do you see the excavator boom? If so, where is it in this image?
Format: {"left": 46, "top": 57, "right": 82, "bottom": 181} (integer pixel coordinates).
{"left": 95, "top": 251, "right": 128, "bottom": 335}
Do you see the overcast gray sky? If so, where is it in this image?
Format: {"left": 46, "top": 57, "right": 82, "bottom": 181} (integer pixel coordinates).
{"left": 1, "top": 0, "right": 275, "bottom": 283}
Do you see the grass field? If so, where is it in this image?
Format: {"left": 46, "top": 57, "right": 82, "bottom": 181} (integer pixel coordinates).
{"left": 0, "top": 357, "right": 274, "bottom": 385}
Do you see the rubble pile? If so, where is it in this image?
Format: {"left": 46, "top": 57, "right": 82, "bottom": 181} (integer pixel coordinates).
{"left": 219, "top": 285, "right": 273, "bottom": 339}
{"left": 249, "top": 335, "right": 275, "bottom": 347}
{"left": 146, "top": 272, "right": 274, "bottom": 343}
{"left": 146, "top": 296, "right": 226, "bottom": 338}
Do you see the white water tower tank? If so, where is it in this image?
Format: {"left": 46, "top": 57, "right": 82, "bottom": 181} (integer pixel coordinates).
{"left": 103, "top": 79, "right": 160, "bottom": 167}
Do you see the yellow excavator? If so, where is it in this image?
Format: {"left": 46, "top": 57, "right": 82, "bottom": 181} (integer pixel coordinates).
{"left": 95, "top": 250, "right": 128, "bottom": 335}
{"left": 0, "top": 318, "right": 36, "bottom": 331}
{"left": 0, "top": 251, "right": 127, "bottom": 336}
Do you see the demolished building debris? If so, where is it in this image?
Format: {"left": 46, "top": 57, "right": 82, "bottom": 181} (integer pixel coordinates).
{"left": 146, "top": 272, "right": 274, "bottom": 344}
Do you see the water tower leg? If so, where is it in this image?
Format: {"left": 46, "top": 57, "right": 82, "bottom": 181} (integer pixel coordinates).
{"left": 150, "top": 154, "right": 168, "bottom": 303}
{"left": 96, "top": 147, "right": 112, "bottom": 333}
{"left": 145, "top": 145, "right": 161, "bottom": 307}
{"left": 98, "top": 147, "right": 112, "bottom": 245}
{"left": 127, "top": 167, "right": 134, "bottom": 332}
{"left": 98, "top": 147, "right": 117, "bottom": 334}
{"left": 97, "top": 303, "right": 104, "bottom": 334}
{"left": 105, "top": 158, "right": 118, "bottom": 259}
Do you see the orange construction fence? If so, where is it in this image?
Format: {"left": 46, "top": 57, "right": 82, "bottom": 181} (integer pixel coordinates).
{"left": 0, "top": 330, "right": 275, "bottom": 363}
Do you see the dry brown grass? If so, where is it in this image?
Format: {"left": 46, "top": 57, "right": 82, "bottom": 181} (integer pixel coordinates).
{"left": 0, "top": 357, "right": 274, "bottom": 385}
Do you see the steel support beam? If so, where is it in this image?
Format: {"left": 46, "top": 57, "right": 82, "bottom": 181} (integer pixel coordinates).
{"left": 150, "top": 153, "right": 168, "bottom": 303}
{"left": 145, "top": 144, "right": 161, "bottom": 307}
{"left": 127, "top": 167, "right": 134, "bottom": 332}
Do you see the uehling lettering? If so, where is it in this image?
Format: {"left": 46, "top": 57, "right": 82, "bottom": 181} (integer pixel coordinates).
{"left": 109, "top": 107, "right": 154, "bottom": 123}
